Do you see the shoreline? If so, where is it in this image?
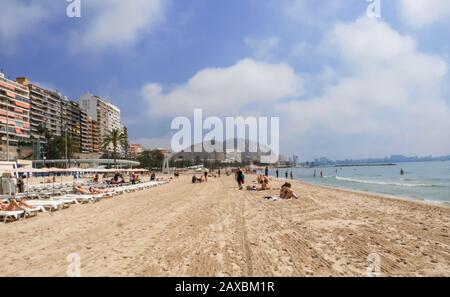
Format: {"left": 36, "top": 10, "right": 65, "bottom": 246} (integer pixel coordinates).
{"left": 272, "top": 176, "right": 450, "bottom": 209}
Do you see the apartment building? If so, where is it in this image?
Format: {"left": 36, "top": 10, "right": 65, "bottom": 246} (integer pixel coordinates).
{"left": 91, "top": 120, "right": 100, "bottom": 153}
{"left": 16, "top": 78, "right": 64, "bottom": 142}
{"left": 80, "top": 109, "right": 93, "bottom": 153}
{"left": 79, "top": 93, "right": 124, "bottom": 153}
{"left": 0, "top": 72, "right": 128, "bottom": 161}
{"left": 128, "top": 144, "right": 144, "bottom": 157}
{"left": 62, "top": 100, "right": 83, "bottom": 153}
{"left": 0, "top": 73, "right": 31, "bottom": 160}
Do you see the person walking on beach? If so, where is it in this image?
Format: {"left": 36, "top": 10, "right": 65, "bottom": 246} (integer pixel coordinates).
{"left": 218, "top": 169, "right": 221, "bottom": 178}
{"left": 204, "top": 170, "right": 208, "bottom": 182}
{"left": 265, "top": 166, "right": 269, "bottom": 177}
{"left": 236, "top": 168, "right": 245, "bottom": 190}
{"left": 276, "top": 168, "right": 279, "bottom": 178}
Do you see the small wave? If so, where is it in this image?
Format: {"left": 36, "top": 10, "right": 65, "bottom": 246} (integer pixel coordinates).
{"left": 335, "top": 176, "right": 443, "bottom": 188}
{"left": 425, "top": 199, "right": 450, "bottom": 206}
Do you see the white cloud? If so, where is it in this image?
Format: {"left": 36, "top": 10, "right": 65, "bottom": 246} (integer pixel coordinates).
{"left": 143, "top": 58, "right": 303, "bottom": 117}
{"left": 277, "top": 18, "right": 450, "bottom": 158}
{"left": 141, "top": 17, "right": 450, "bottom": 159}
{"left": 0, "top": 0, "right": 51, "bottom": 52}
{"left": 399, "top": 0, "right": 450, "bottom": 27}
{"left": 74, "top": 0, "right": 167, "bottom": 51}
{"left": 244, "top": 37, "right": 280, "bottom": 61}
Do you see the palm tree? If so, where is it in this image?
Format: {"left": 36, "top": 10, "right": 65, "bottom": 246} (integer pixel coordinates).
{"left": 101, "top": 129, "right": 127, "bottom": 167}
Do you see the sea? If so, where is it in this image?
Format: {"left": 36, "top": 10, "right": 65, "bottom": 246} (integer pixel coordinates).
{"left": 269, "top": 161, "right": 450, "bottom": 205}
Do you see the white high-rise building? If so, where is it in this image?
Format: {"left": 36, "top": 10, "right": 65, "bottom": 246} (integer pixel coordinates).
{"left": 79, "top": 93, "right": 124, "bottom": 153}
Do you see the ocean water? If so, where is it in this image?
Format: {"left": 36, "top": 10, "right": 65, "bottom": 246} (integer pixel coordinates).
{"left": 269, "top": 161, "right": 450, "bottom": 204}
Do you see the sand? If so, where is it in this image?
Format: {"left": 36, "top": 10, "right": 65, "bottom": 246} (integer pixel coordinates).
{"left": 1, "top": 175, "right": 449, "bottom": 276}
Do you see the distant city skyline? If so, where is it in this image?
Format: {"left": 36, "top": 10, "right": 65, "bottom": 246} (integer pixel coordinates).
{"left": 303, "top": 154, "right": 450, "bottom": 166}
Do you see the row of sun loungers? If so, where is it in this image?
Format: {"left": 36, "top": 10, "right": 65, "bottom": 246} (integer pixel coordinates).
{"left": 0, "top": 181, "right": 169, "bottom": 223}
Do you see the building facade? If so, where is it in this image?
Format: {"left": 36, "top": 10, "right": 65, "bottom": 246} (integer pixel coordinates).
{"left": 16, "top": 78, "right": 64, "bottom": 141}
{"left": 128, "top": 144, "right": 144, "bottom": 157}
{"left": 79, "top": 93, "right": 125, "bottom": 153}
{"left": 0, "top": 73, "right": 31, "bottom": 160}
{"left": 0, "top": 72, "right": 127, "bottom": 161}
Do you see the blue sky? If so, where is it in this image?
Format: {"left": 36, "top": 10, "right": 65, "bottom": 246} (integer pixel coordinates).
{"left": 1, "top": 0, "right": 449, "bottom": 161}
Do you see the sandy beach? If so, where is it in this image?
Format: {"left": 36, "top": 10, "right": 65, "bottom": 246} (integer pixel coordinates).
{"left": 1, "top": 174, "right": 449, "bottom": 276}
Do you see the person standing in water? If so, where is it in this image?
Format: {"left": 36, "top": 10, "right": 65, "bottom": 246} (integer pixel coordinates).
{"left": 400, "top": 168, "right": 405, "bottom": 175}
{"left": 290, "top": 171, "right": 294, "bottom": 179}
{"left": 285, "top": 171, "right": 288, "bottom": 179}
{"left": 265, "top": 166, "right": 269, "bottom": 177}
{"left": 320, "top": 170, "right": 323, "bottom": 178}
{"left": 313, "top": 170, "right": 316, "bottom": 178}
{"left": 276, "top": 168, "right": 279, "bottom": 178}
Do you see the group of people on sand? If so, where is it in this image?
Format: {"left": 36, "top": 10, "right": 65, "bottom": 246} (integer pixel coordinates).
{"left": 192, "top": 174, "right": 207, "bottom": 183}
{"left": 235, "top": 167, "right": 298, "bottom": 200}
{"left": 246, "top": 175, "right": 271, "bottom": 191}
{"left": 191, "top": 168, "right": 223, "bottom": 184}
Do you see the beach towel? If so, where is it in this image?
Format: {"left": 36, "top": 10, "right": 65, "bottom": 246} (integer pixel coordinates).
{"left": 264, "top": 196, "right": 281, "bottom": 201}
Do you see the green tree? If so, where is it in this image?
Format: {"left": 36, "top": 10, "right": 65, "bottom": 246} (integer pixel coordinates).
{"left": 137, "top": 150, "right": 165, "bottom": 170}
{"left": 101, "top": 129, "right": 127, "bottom": 167}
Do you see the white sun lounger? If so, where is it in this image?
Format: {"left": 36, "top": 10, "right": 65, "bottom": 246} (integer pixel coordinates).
{"left": 0, "top": 210, "right": 25, "bottom": 223}
{"left": 49, "top": 197, "right": 80, "bottom": 204}
{"left": 26, "top": 200, "right": 67, "bottom": 211}
{"left": 63, "top": 194, "right": 104, "bottom": 203}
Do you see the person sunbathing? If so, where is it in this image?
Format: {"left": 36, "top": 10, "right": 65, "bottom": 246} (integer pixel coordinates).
{"left": 256, "top": 175, "right": 264, "bottom": 184}
{"left": 89, "top": 186, "right": 109, "bottom": 194}
{"left": 74, "top": 185, "right": 91, "bottom": 195}
{"left": 260, "top": 180, "right": 271, "bottom": 191}
{"left": 280, "top": 183, "right": 298, "bottom": 199}
{"left": 89, "top": 187, "right": 112, "bottom": 194}
{"left": 259, "top": 175, "right": 271, "bottom": 190}
{"left": 1, "top": 199, "right": 33, "bottom": 211}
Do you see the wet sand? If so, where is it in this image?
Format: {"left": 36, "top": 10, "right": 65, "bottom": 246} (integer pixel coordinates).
{"left": 1, "top": 175, "right": 449, "bottom": 276}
